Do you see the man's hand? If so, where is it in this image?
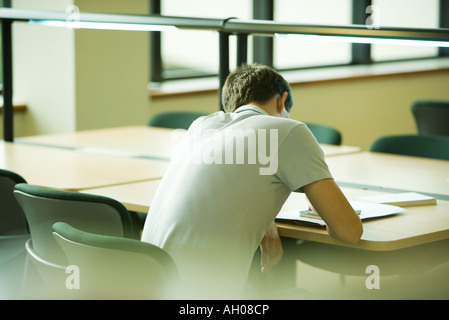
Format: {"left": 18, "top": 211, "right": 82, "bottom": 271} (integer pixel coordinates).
{"left": 260, "top": 221, "right": 283, "bottom": 273}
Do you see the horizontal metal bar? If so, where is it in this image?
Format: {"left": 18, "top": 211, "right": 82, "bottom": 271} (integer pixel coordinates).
{"left": 223, "top": 19, "right": 449, "bottom": 42}
{"left": 0, "top": 8, "right": 225, "bottom": 31}
{"left": 1, "top": 8, "right": 448, "bottom": 43}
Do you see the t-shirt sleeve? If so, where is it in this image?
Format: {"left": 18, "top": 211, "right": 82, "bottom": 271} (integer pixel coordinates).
{"left": 276, "top": 123, "right": 333, "bottom": 191}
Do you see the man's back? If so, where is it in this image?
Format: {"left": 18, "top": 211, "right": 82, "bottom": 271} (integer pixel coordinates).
{"left": 141, "top": 105, "right": 332, "bottom": 298}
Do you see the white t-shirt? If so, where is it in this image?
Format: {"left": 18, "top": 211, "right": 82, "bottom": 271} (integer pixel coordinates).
{"left": 141, "top": 105, "right": 332, "bottom": 298}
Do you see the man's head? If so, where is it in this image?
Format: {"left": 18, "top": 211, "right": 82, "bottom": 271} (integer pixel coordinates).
{"left": 221, "top": 63, "right": 293, "bottom": 114}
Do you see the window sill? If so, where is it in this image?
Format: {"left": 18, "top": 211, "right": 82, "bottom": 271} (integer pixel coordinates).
{"left": 149, "top": 77, "right": 220, "bottom": 99}
{"left": 0, "top": 99, "right": 27, "bottom": 114}
{"left": 148, "top": 57, "right": 449, "bottom": 99}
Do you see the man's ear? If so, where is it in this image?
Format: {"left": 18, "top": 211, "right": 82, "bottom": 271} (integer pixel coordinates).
{"left": 277, "top": 91, "right": 288, "bottom": 114}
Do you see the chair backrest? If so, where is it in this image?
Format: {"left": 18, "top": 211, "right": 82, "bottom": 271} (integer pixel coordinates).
{"left": 370, "top": 134, "right": 449, "bottom": 161}
{"left": 305, "top": 122, "right": 342, "bottom": 145}
{"left": 52, "top": 222, "right": 179, "bottom": 299}
{"left": 0, "top": 169, "right": 29, "bottom": 236}
{"left": 411, "top": 100, "right": 449, "bottom": 137}
{"left": 14, "top": 184, "right": 135, "bottom": 266}
{"left": 147, "top": 111, "right": 208, "bottom": 130}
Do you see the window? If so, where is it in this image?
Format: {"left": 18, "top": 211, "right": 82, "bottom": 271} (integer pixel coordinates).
{"left": 151, "top": 0, "right": 448, "bottom": 84}
{"left": 155, "top": 0, "right": 252, "bottom": 81}
{"left": 371, "top": 0, "right": 439, "bottom": 62}
{"left": 273, "top": 0, "right": 352, "bottom": 70}
{"left": 0, "top": 0, "right": 11, "bottom": 91}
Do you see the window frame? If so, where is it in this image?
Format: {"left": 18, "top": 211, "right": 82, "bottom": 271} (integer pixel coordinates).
{"left": 0, "top": 0, "right": 12, "bottom": 94}
{"left": 150, "top": 0, "right": 449, "bottom": 84}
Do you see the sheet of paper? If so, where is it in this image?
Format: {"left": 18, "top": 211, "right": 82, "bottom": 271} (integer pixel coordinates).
{"left": 275, "top": 201, "right": 406, "bottom": 226}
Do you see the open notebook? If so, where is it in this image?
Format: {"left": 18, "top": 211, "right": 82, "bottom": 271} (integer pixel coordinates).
{"left": 276, "top": 201, "right": 406, "bottom": 226}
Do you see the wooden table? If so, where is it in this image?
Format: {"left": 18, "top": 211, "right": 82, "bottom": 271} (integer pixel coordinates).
{"left": 277, "top": 153, "right": 449, "bottom": 250}
{"left": 277, "top": 187, "right": 449, "bottom": 251}
{"left": 81, "top": 178, "right": 449, "bottom": 252}
{"left": 0, "top": 141, "right": 168, "bottom": 191}
{"left": 82, "top": 180, "right": 161, "bottom": 213}
{"left": 17, "top": 125, "right": 360, "bottom": 159}
{"left": 325, "top": 152, "right": 449, "bottom": 199}
{"left": 16, "top": 126, "right": 186, "bottom": 160}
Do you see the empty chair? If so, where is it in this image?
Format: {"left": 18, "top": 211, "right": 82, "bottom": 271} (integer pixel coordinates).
{"left": 52, "top": 222, "right": 179, "bottom": 299}
{"left": 0, "top": 169, "right": 29, "bottom": 237}
{"left": 305, "top": 122, "right": 342, "bottom": 145}
{"left": 147, "top": 111, "right": 208, "bottom": 130}
{"left": 411, "top": 100, "right": 449, "bottom": 137}
{"left": 370, "top": 134, "right": 449, "bottom": 161}
{"left": 14, "top": 183, "right": 136, "bottom": 268}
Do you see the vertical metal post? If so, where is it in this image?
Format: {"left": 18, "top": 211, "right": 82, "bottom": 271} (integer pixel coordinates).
{"left": 351, "top": 0, "right": 372, "bottom": 64}
{"left": 150, "top": 0, "right": 163, "bottom": 82}
{"left": 2, "top": 19, "right": 13, "bottom": 142}
{"left": 236, "top": 33, "right": 248, "bottom": 67}
{"left": 439, "top": 0, "right": 449, "bottom": 57}
{"left": 218, "top": 32, "right": 230, "bottom": 111}
{"left": 253, "top": 0, "right": 273, "bottom": 67}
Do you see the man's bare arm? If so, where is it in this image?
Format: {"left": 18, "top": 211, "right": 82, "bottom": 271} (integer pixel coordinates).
{"left": 301, "top": 178, "right": 363, "bottom": 244}
{"left": 260, "top": 221, "right": 283, "bottom": 273}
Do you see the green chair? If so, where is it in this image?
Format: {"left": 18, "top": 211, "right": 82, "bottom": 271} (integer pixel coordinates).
{"left": 13, "top": 183, "right": 137, "bottom": 295}
{"left": 305, "top": 122, "right": 342, "bottom": 145}
{"left": 52, "top": 222, "right": 179, "bottom": 299}
{"left": 411, "top": 100, "right": 449, "bottom": 137}
{"left": 0, "top": 169, "right": 29, "bottom": 238}
{"left": 147, "top": 111, "right": 208, "bottom": 130}
{"left": 370, "top": 134, "right": 449, "bottom": 161}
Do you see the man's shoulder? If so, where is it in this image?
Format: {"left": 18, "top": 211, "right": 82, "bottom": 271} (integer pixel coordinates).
{"left": 246, "top": 116, "right": 307, "bottom": 133}
{"left": 192, "top": 111, "right": 308, "bottom": 136}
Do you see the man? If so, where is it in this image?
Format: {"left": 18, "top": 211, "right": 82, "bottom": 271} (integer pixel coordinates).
{"left": 141, "top": 64, "right": 363, "bottom": 298}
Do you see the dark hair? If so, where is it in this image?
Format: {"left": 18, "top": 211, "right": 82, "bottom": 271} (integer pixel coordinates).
{"left": 221, "top": 63, "right": 293, "bottom": 113}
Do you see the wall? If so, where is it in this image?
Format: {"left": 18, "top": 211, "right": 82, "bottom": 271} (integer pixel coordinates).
{"left": 73, "top": 0, "right": 150, "bottom": 131}
{"left": 2, "top": 0, "right": 149, "bottom": 139}
{"left": 10, "top": 0, "right": 75, "bottom": 137}
{"left": 288, "top": 71, "right": 449, "bottom": 150}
